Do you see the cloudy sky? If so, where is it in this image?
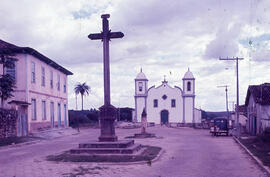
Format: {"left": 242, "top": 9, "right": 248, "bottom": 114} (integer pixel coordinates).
{"left": 1, "top": 0, "right": 270, "bottom": 111}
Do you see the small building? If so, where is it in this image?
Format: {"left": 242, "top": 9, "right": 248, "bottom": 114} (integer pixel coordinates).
{"left": 230, "top": 105, "right": 247, "bottom": 133}
{"left": 194, "top": 108, "right": 202, "bottom": 125}
{"left": 134, "top": 68, "right": 201, "bottom": 126}
{"left": 245, "top": 83, "right": 270, "bottom": 135}
{"left": 0, "top": 39, "right": 73, "bottom": 135}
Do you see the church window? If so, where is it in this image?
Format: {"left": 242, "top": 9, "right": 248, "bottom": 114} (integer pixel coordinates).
{"left": 138, "top": 82, "right": 143, "bottom": 92}
{"left": 171, "top": 99, "right": 176, "bottom": 107}
{"left": 187, "top": 81, "right": 191, "bottom": 91}
{"left": 162, "top": 95, "right": 167, "bottom": 100}
{"left": 153, "top": 99, "right": 158, "bottom": 107}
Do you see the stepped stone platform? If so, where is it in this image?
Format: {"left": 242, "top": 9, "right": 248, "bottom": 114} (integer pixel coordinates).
{"left": 70, "top": 140, "right": 142, "bottom": 154}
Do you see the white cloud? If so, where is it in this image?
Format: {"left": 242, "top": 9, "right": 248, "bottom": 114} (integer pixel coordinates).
{"left": 1, "top": 0, "right": 270, "bottom": 111}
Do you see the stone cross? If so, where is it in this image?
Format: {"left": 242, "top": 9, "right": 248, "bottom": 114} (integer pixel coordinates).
{"left": 88, "top": 14, "right": 124, "bottom": 142}
{"left": 88, "top": 14, "right": 124, "bottom": 106}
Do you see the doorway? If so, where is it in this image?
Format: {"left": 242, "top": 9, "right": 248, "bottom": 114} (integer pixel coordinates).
{"left": 17, "top": 106, "right": 28, "bottom": 136}
{"left": 58, "top": 103, "right": 61, "bottom": 127}
{"left": 161, "top": 110, "right": 169, "bottom": 125}
{"left": 50, "top": 102, "right": 54, "bottom": 128}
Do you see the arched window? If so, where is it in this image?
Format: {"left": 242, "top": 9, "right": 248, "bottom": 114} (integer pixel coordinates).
{"left": 187, "top": 81, "right": 191, "bottom": 91}
{"left": 138, "top": 82, "right": 143, "bottom": 92}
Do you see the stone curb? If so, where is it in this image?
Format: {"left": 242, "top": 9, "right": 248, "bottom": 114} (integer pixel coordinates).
{"left": 0, "top": 130, "right": 81, "bottom": 151}
{"left": 0, "top": 139, "right": 42, "bottom": 150}
{"left": 97, "top": 148, "right": 165, "bottom": 166}
{"left": 233, "top": 136, "right": 270, "bottom": 176}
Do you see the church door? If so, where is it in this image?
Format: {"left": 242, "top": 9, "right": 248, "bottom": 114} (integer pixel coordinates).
{"left": 161, "top": 110, "right": 169, "bottom": 125}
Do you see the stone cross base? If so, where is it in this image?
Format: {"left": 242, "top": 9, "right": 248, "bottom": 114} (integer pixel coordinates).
{"left": 98, "top": 104, "right": 118, "bottom": 142}
{"left": 134, "top": 132, "right": 156, "bottom": 138}
{"left": 70, "top": 140, "right": 142, "bottom": 154}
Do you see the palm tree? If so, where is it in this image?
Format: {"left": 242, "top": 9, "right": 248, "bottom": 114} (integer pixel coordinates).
{"left": 74, "top": 82, "right": 90, "bottom": 110}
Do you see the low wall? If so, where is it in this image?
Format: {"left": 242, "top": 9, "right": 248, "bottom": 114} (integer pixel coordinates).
{"left": 30, "top": 121, "right": 66, "bottom": 132}
{"left": 0, "top": 108, "right": 18, "bottom": 138}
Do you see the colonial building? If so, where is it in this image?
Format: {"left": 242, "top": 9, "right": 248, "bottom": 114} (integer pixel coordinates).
{"left": 245, "top": 83, "right": 270, "bottom": 135}
{"left": 0, "top": 39, "right": 73, "bottom": 135}
{"left": 134, "top": 68, "right": 201, "bottom": 126}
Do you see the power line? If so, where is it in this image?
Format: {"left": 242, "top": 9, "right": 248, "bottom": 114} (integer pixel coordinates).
{"left": 219, "top": 57, "right": 244, "bottom": 137}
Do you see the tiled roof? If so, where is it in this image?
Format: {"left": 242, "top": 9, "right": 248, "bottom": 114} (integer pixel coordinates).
{"left": 245, "top": 83, "right": 270, "bottom": 106}
{"left": 238, "top": 105, "right": 247, "bottom": 113}
{"left": 0, "top": 39, "right": 73, "bottom": 75}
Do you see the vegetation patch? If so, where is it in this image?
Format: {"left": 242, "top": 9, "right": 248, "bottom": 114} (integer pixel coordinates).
{"left": 47, "top": 145, "right": 161, "bottom": 163}
{"left": 0, "top": 136, "right": 42, "bottom": 147}
{"left": 62, "top": 166, "right": 107, "bottom": 177}
{"left": 239, "top": 133, "right": 270, "bottom": 167}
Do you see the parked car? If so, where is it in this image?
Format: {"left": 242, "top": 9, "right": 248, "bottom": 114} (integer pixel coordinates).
{"left": 210, "top": 118, "right": 229, "bottom": 136}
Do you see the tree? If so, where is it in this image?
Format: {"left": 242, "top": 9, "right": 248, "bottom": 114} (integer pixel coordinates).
{"left": 74, "top": 82, "right": 90, "bottom": 110}
{"left": 0, "top": 50, "right": 17, "bottom": 108}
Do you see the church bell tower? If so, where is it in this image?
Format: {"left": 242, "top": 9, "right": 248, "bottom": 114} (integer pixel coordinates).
{"left": 134, "top": 68, "right": 148, "bottom": 122}
{"left": 182, "top": 68, "right": 195, "bottom": 125}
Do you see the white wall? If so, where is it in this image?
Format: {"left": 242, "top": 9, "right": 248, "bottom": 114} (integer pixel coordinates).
{"left": 184, "top": 97, "right": 194, "bottom": 123}
{"left": 259, "top": 105, "right": 270, "bottom": 132}
{"left": 136, "top": 97, "right": 146, "bottom": 122}
{"left": 147, "top": 82, "right": 183, "bottom": 124}
{"left": 194, "top": 108, "right": 201, "bottom": 123}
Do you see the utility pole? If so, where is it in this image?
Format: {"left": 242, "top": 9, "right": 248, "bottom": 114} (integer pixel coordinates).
{"left": 219, "top": 57, "right": 244, "bottom": 137}
{"left": 217, "top": 85, "right": 229, "bottom": 120}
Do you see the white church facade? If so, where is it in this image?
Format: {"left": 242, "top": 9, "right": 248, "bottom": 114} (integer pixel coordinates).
{"left": 134, "top": 69, "right": 201, "bottom": 126}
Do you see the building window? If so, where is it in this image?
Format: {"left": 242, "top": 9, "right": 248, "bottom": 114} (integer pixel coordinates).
{"left": 138, "top": 82, "right": 143, "bottom": 92}
{"left": 41, "top": 67, "right": 45, "bottom": 86}
{"left": 154, "top": 99, "right": 158, "bottom": 108}
{"left": 42, "top": 100, "right": 46, "bottom": 120}
{"left": 31, "top": 62, "right": 35, "bottom": 83}
{"left": 171, "top": 99, "right": 176, "bottom": 107}
{"left": 31, "top": 99, "right": 37, "bottom": 120}
{"left": 63, "top": 78, "right": 66, "bottom": 93}
{"left": 187, "top": 81, "right": 191, "bottom": 91}
{"left": 50, "top": 70, "right": 53, "bottom": 89}
{"left": 5, "top": 60, "right": 16, "bottom": 82}
{"left": 57, "top": 74, "right": 60, "bottom": 91}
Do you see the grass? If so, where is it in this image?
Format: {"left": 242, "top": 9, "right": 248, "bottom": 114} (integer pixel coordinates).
{"left": 47, "top": 145, "right": 162, "bottom": 163}
{"left": 62, "top": 166, "right": 106, "bottom": 177}
{"left": 0, "top": 136, "right": 42, "bottom": 147}
{"left": 239, "top": 134, "right": 270, "bottom": 167}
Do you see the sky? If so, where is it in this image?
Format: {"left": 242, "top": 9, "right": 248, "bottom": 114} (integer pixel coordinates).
{"left": 1, "top": 0, "right": 270, "bottom": 111}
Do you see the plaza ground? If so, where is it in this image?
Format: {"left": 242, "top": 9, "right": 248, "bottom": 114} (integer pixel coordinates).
{"left": 0, "top": 126, "right": 268, "bottom": 177}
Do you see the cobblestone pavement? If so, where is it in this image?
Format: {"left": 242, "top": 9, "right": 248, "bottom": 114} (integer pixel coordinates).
{"left": 0, "top": 126, "right": 268, "bottom": 177}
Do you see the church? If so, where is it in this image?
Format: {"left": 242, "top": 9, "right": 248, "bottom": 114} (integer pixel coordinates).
{"left": 134, "top": 68, "right": 201, "bottom": 126}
